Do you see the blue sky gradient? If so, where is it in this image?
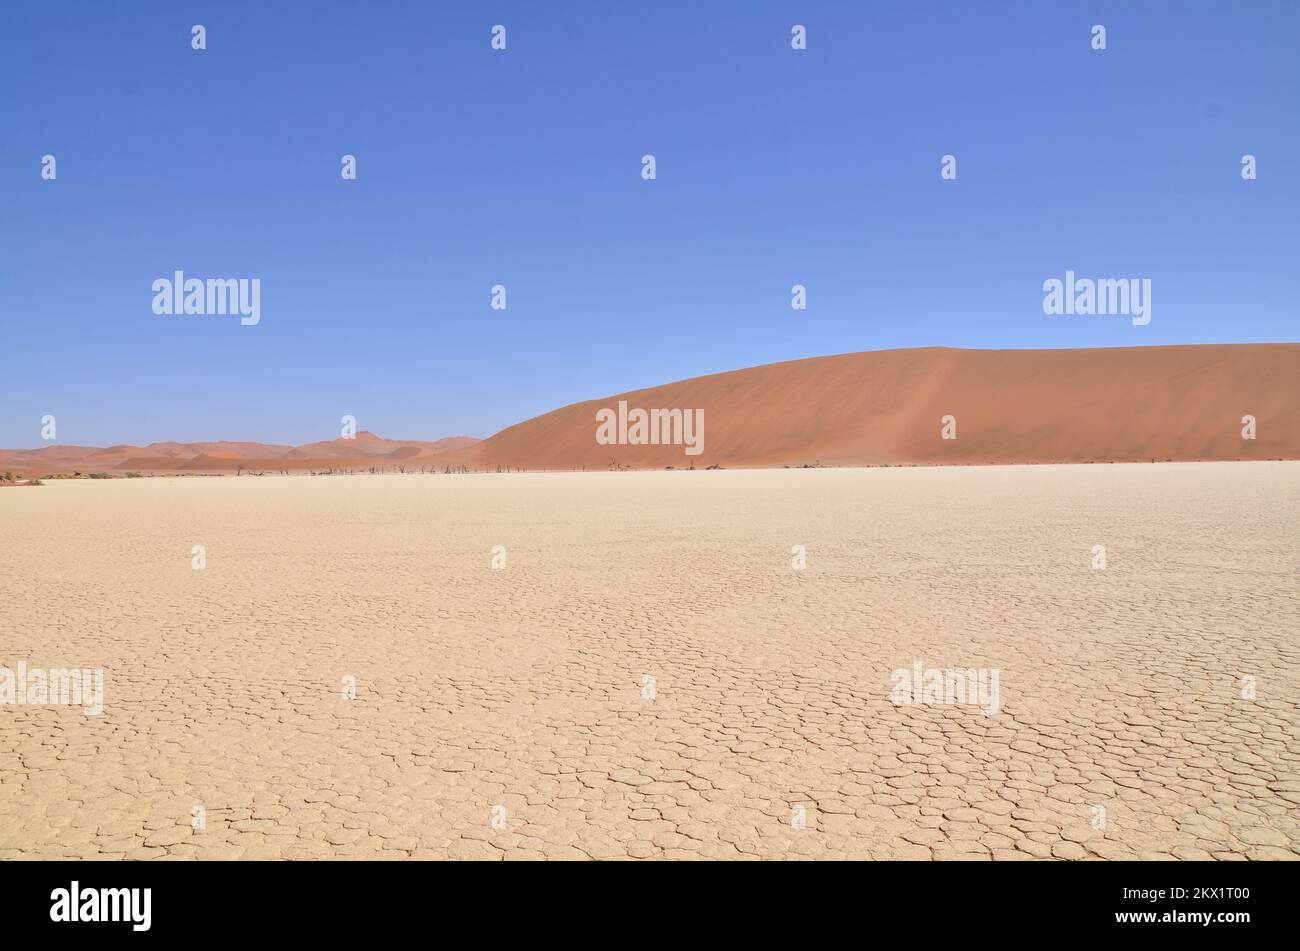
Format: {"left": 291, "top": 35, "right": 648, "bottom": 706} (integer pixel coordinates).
{"left": 2, "top": 1, "right": 1297, "bottom": 446}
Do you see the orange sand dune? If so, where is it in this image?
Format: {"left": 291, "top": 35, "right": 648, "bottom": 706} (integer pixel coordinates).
{"left": 449, "top": 344, "right": 1300, "bottom": 470}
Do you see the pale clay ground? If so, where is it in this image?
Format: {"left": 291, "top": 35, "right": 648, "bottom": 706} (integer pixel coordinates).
{"left": 1, "top": 464, "right": 1297, "bottom": 862}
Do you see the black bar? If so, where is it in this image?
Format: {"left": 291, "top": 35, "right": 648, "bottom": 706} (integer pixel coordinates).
{"left": 0, "top": 859, "right": 1283, "bottom": 938}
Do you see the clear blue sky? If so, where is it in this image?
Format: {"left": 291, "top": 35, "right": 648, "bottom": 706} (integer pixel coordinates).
{"left": 2, "top": 1, "right": 1297, "bottom": 447}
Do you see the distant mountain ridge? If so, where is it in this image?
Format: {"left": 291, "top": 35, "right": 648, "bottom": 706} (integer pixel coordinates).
{"left": 0, "top": 434, "right": 480, "bottom": 475}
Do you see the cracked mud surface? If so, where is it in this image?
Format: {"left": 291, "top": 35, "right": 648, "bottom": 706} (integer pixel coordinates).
{"left": 2, "top": 463, "right": 1297, "bottom": 860}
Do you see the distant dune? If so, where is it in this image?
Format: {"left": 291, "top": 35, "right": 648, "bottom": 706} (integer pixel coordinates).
{"left": 3, "top": 345, "right": 1295, "bottom": 476}
{"left": 446, "top": 344, "right": 1300, "bottom": 470}
{"left": 0, "top": 434, "right": 480, "bottom": 477}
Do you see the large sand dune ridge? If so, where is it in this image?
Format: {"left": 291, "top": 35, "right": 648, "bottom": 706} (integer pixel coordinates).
{"left": 454, "top": 344, "right": 1300, "bottom": 470}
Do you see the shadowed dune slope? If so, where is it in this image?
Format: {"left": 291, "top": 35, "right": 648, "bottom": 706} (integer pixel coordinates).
{"left": 451, "top": 344, "right": 1300, "bottom": 470}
